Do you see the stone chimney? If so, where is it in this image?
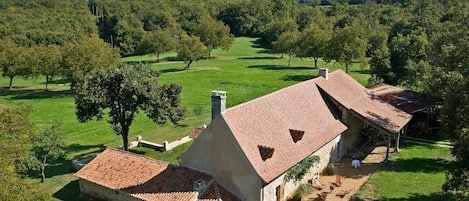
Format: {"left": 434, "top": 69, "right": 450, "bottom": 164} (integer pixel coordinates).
{"left": 211, "top": 90, "right": 226, "bottom": 120}
{"left": 318, "top": 68, "right": 329, "bottom": 80}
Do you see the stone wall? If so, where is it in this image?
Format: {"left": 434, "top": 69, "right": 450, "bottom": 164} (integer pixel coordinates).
{"left": 262, "top": 134, "right": 342, "bottom": 201}
{"left": 78, "top": 179, "right": 142, "bottom": 201}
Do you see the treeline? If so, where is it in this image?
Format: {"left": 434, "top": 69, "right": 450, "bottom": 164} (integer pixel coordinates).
{"left": 0, "top": 0, "right": 467, "bottom": 195}
{"left": 0, "top": 0, "right": 120, "bottom": 90}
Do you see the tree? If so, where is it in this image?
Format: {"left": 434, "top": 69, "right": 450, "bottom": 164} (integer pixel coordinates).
{"left": 0, "top": 39, "right": 30, "bottom": 90}
{"left": 30, "top": 122, "right": 65, "bottom": 183}
{"left": 260, "top": 19, "right": 298, "bottom": 45}
{"left": 62, "top": 35, "right": 120, "bottom": 79}
{"left": 388, "top": 30, "right": 430, "bottom": 89}
{"left": 0, "top": 104, "right": 48, "bottom": 200}
{"left": 189, "top": 17, "right": 234, "bottom": 58}
{"left": 368, "top": 30, "right": 391, "bottom": 87}
{"left": 297, "top": 22, "right": 332, "bottom": 68}
{"left": 72, "top": 64, "right": 185, "bottom": 151}
{"left": 137, "top": 30, "right": 177, "bottom": 63}
{"left": 272, "top": 31, "right": 300, "bottom": 67}
{"left": 29, "top": 45, "right": 62, "bottom": 91}
{"left": 427, "top": 71, "right": 469, "bottom": 194}
{"left": 324, "top": 23, "right": 367, "bottom": 73}
{"left": 217, "top": 3, "right": 256, "bottom": 36}
{"left": 177, "top": 35, "right": 207, "bottom": 70}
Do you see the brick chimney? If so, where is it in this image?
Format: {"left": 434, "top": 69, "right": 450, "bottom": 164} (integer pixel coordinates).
{"left": 211, "top": 90, "right": 226, "bottom": 120}
{"left": 318, "top": 68, "right": 328, "bottom": 80}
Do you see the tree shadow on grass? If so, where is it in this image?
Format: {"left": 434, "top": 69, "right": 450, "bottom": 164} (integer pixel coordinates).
{"left": 351, "top": 69, "right": 371, "bottom": 74}
{"left": 159, "top": 68, "right": 185, "bottom": 74}
{"left": 238, "top": 56, "right": 279, "bottom": 60}
{"left": 359, "top": 192, "right": 465, "bottom": 201}
{"left": 248, "top": 65, "right": 313, "bottom": 71}
{"left": 0, "top": 88, "right": 73, "bottom": 100}
{"left": 43, "top": 77, "right": 72, "bottom": 85}
{"left": 282, "top": 75, "right": 315, "bottom": 82}
{"left": 381, "top": 158, "right": 450, "bottom": 173}
{"left": 29, "top": 144, "right": 106, "bottom": 181}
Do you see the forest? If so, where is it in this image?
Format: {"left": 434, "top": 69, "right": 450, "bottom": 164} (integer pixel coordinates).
{"left": 0, "top": 0, "right": 467, "bottom": 200}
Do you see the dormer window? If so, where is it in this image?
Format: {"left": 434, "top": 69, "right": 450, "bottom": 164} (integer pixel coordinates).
{"left": 289, "top": 129, "right": 305, "bottom": 143}
{"left": 258, "top": 145, "right": 274, "bottom": 161}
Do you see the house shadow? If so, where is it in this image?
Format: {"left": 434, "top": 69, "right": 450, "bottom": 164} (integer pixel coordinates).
{"left": 53, "top": 180, "right": 104, "bottom": 201}
{"left": 0, "top": 88, "right": 73, "bottom": 100}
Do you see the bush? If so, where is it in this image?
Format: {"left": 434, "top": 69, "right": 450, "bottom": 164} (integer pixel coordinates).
{"left": 323, "top": 163, "right": 336, "bottom": 176}
{"left": 290, "top": 183, "right": 314, "bottom": 201}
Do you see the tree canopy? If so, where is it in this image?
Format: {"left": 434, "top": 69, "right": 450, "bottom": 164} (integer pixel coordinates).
{"left": 0, "top": 104, "right": 48, "bottom": 200}
{"left": 72, "top": 64, "right": 185, "bottom": 151}
{"left": 177, "top": 35, "right": 207, "bottom": 70}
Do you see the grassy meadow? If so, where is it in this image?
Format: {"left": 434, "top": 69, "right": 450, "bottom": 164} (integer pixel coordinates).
{"left": 354, "top": 144, "right": 454, "bottom": 201}
{"left": 0, "top": 37, "right": 370, "bottom": 200}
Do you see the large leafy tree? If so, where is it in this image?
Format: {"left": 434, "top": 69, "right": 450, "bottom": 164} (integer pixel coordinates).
{"left": 62, "top": 35, "right": 120, "bottom": 79}
{"left": 29, "top": 45, "right": 62, "bottom": 91}
{"left": 189, "top": 17, "right": 234, "bottom": 58}
{"left": 72, "top": 64, "right": 185, "bottom": 151}
{"left": 324, "top": 23, "right": 367, "bottom": 73}
{"left": 297, "top": 22, "right": 332, "bottom": 68}
{"left": 0, "top": 39, "right": 30, "bottom": 90}
{"left": 177, "top": 35, "right": 207, "bottom": 70}
{"left": 272, "top": 31, "right": 300, "bottom": 67}
{"left": 30, "top": 122, "right": 65, "bottom": 183}
{"left": 137, "top": 30, "right": 177, "bottom": 63}
{"left": 0, "top": 104, "right": 48, "bottom": 200}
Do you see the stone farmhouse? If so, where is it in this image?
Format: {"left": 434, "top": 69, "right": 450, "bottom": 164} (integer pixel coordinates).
{"left": 76, "top": 69, "right": 412, "bottom": 201}
{"left": 180, "top": 69, "right": 411, "bottom": 201}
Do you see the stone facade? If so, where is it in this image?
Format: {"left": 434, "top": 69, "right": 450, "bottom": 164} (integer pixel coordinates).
{"left": 78, "top": 179, "right": 142, "bottom": 201}
{"left": 261, "top": 134, "right": 343, "bottom": 201}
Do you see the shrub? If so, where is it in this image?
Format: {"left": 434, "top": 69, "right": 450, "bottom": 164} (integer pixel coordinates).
{"left": 323, "top": 163, "right": 336, "bottom": 176}
{"left": 290, "top": 183, "right": 315, "bottom": 201}
{"left": 284, "top": 155, "right": 320, "bottom": 182}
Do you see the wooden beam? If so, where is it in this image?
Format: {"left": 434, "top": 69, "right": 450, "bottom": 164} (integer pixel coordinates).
{"left": 396, "top": 130, "right": 401, "bottom": 153}
{"left": 385, "top": 132, "right": 391, "bottom": 161}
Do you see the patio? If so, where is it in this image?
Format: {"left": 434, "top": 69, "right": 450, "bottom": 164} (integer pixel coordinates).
{"left": 303, "top": 146, "right": 393, "bottom": 201}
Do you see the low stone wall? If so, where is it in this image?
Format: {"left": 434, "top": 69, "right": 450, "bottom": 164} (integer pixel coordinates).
{"left": 133, "top": 135, "right": 192, "bottom": 152}
{"left": 163, "top": 136, "right": 192, "bottom": 151}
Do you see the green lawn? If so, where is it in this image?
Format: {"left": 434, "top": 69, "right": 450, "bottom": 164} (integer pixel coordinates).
{"left": 0, "top": 37, "right": 370, "bottom": 200}
{"left": 354, "top": 144, "right": 455, "bottom": 201}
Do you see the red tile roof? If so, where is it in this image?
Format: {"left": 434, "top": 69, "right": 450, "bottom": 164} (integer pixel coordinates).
{"left": 75, "top": 148, "right": 239, "bottom": 201}
{"left": 221, "top": 79, "right": 348, "bottom": 183}
{"left": 315, "top": 70, "right": 412, "bottom": 134}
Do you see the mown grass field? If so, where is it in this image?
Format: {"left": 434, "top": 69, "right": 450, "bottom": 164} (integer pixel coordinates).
{"left": 0, "top": 37, "right": 369, "bottom": 200}
{"left": 354, "top": 144, "right": 454, "bottom": 201}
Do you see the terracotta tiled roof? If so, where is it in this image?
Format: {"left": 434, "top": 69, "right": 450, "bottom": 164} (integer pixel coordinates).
{"left": 368, "top": 84, "right": 435, "bottom": 114}
{"left": 315, "top": 70, "right": 412, "bottom": 134}
{"left": 221, "top": 79, "right": 348, "bottom": 183}
{"left": 75, "top": 148, "right": 239, "bottom": 201}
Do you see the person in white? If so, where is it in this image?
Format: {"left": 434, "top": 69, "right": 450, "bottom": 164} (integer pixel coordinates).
{"left": 352, "top": 159, "right": 361, "bottom": 168}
